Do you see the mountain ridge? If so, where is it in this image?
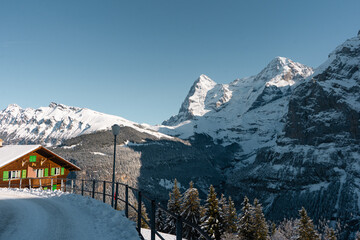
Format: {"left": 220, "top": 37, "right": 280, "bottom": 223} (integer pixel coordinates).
{"left": 0, "top": 102, "right": 172, "bottom": 146}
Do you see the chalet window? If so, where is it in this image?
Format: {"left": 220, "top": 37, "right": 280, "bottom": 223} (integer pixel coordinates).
{"left": 36, "top": 169, "right": 44, "bottom": 178}
{"left": 29, "top": 155, "right": 37, "bottom": 162}
{"left": 9, "top": 170, "right": 21, "bottom": 179}
{"left": 51, "top": 167, "right": 61, "bottom": 176}
{"left": 22, "top": 170, "right": 27, "bottom": 179}
{"left": 3, "top": 171, "right": 8, "bottom": 181}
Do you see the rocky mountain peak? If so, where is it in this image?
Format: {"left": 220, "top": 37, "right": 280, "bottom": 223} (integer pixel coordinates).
{"left": 4, "top": 103, "right": 21, "bottom": 111}
{"left": 256, "top": 57, "right": 313, "bottom": 87}
{"left": 162, "top": 75, "right": 218, "bottom": 126}
{"left": 197, "top": 74, "right": 216, "bottom": 85}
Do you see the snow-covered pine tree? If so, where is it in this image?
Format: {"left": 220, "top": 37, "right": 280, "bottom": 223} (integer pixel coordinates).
{"left": 253, "top": 199, "right": 269, "bottom": 240}
{"left": 219, "top": 194, "right": 229, "bottom": 233}
{"left": 180, "top": 181, "right": 201, "bottom": 240}
{"left": 155, "top": 208, "right": 166, "bottom": 232}
{"left": 297, "top": 207, "right": 319, "bottom": 240}
{"left": 226, "top": 196, "right": 238, "bottom": 234}
{"left": 238, "top": 196, "right": 255, "bottom": 240}
{"left": 271, "top": 218, "right": 299, "bottom": 240}
{"left": 201, "top": 185, "right": 224, "bottom": 240}
{"left": 356, "top": 231, "right": 360, "bottom": 240}
{"left": 318, "top": 219, "right": 339, "bottom": 240}
{"left": 165, "top": 179, "right": 182, "bottom": 234}
{"left": 323, "top": 228, "right": 337, "bottom": 240}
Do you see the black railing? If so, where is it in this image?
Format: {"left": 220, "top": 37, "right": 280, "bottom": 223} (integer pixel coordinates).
{"left": 0, "top": 177, "right": 211, "bottom": 240}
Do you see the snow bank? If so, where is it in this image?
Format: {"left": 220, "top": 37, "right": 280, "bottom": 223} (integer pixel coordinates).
{"left": 0, "top": 188, "right": 140, "bottom": 240}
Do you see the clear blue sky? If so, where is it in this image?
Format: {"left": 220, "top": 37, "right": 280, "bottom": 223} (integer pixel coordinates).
{"left": 1, "top": 0, "right": 359, "bottom": 125}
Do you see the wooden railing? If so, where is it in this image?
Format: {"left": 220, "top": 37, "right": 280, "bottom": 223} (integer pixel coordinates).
{"left": 0, "top": 177, "right": 211, "bottom": 240}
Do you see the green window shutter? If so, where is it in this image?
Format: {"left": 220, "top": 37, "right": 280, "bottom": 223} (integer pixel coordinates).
{"left": 51, "top": 168, "right": 55, "bottom": 176}
{"left": 61, "top": 167, "right": 64, "bottom": 175}
{"left": 3, "top": 171, "right": 8, "bottom": 181}
{"left": 22, "top": 170, "right": 27, "bottom": 179}
{"left": 52, "top": 184, "right": 57, "bottom": 191}
{"left": 29, "top": 155, "right": 37, "bottom": 162}
{"left": 44, "top": 168, "right": 49, "bottom": 177}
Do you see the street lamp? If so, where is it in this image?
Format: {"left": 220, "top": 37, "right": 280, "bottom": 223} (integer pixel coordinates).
{"left": 111, "top": 124, "right": 121, "bottom": 207}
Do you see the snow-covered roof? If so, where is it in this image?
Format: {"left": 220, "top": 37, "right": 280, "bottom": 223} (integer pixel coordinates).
{"left": 0, "top": 145, "right": 80, "bottom": 171}
{"left": 0, "top": 145, "right": 41, "bottom": 168}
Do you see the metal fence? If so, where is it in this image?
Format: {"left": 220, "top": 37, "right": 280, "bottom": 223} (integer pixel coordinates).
{"left": 0, "top": 177, "right": 211, "bottom": 240}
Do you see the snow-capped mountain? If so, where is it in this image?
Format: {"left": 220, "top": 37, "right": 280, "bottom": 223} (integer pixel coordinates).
{"left": 159, "top": 56, "right": 313, "bottom": 163}
{"left": 163, "top": 57, "right": 313, "bottom": 126}
{"left": 0, "top": 102, "right": 171, "bottom": 145}
{"left": 225, "top": 33, "right": 359, "bottom": 237}
{"left": 152, "top": 32, "right": 360, "bottom": 237}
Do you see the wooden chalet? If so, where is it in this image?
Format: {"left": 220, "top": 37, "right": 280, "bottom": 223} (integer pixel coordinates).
{"left": 0, "top": 140, "right": 80, "bottom": 190}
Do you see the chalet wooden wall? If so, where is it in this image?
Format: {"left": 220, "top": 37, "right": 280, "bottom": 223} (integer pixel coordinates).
{"left": 0, "top": 150, "right": 71, "bottom": 190}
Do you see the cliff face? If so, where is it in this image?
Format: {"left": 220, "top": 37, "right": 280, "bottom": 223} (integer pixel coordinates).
{"left": 225, "top": 34, "right": 360, "bottom": 238}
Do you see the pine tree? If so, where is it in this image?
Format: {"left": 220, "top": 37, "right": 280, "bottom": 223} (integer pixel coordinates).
{"left": 165, "top": 179, "right": 182, "bottom": 234}
{"left": 219, "top": 194, "right": 229, "bottom": 233}
{"left": 272, "top": 218, "right": 299, "bottom": 240}
{"left": 253, "top": 199, "right": 269, "bottom": 240}
{"left": 319, "top": 219, "right": 338, "bottom": 240}
{"left": 324, "top": 228, "right": 337, "bottom": 240}
{"left": 220, "top": 195, "right": 237, "bottom": 234}
{"left": 356, "top": 231, "right": 360, "bottom": 240}
{"left": 181, "top": 181, "right": 201, "bottom": 240}
{"left": 155, "top": 208, "right": 166, "bottom": 232}
{"left": 141, "top": 202, "right": 150, "bottom": 228}
{"left": 238, "top": 196, "right": 255, "bottom": 240}
{"left": 227, "top": 197, "right": 238, "bottom": 234}
{"left": 201, "top": 185, "right": 224, "bottom": 240}
{"left": 297, "top": 207, "right": 319, "bottom": 240}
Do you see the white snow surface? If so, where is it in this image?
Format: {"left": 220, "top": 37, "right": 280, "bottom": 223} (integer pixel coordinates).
{"left": 0, "top": 102, "right": 173, "bottom": 145}
{"left": 142, "top": 228, "right": 186, "bottom": 240}
{"left": 0, "top": 188, "right": 139, "bottom": 240}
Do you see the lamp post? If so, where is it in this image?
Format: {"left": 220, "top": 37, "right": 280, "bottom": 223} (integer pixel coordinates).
{"left": 111, "top": 124, "right": 121, "bottom": 207}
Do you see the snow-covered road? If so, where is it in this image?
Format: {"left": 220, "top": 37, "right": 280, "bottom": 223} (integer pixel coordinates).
{"left": 0, "top": 188, "right": 140, "bottom": 240}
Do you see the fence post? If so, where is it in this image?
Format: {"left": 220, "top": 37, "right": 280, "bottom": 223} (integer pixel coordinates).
{"left": 51, "top": 179, "right": 53, "bottom": 191}
{"left": 125, "top": 185, "right": 129, "bottom": 218}
{"left": 114, "top": 182, "right": 119, "bottom": 210}
{"left": 40, "top": 178, "right": 42, "bottom": 189}
{"left": 19, "top": 178, "right": 22, "bottom": 189}
{"left": 8, "top": 179, "right": 11, "bottom": 188}
{"left": 92, "top": 180, "right": 96, "bottom": 198}
{"left": 29, "top": 179, "right": 32, "bottom": 190}
{"left": 61, "top": 179, "right": 64, "bottom": 192}
{"left": 151, "top": 200, "right": 156, "bottom": 240}
{"left": 71, "top": 180, "right": 74, "bottom": 194}
{"left": 81, "top": 179, "right": 84, "bottom": 196}
{"left": 103, "top": 181, "right": 106, "bottom": 203}
{"left": 176, "top": 215, "right": 182, "bottom": 240}
{"left": 137, "top": 191, "right": 142, "bottom": 234}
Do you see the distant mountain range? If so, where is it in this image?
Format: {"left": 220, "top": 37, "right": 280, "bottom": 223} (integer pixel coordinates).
{"left": 0, "top": 102, "right": 171, "bottom": 145}
{"left": 1, "top": 31, "right": 360, "bottom": 238}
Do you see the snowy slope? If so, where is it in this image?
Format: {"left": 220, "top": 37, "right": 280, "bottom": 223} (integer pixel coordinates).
{"left": 0, "top": 188, "right": 139, "bottom": 240}
{"left": 0, "top": 102, "right": 172, "bottom": 145}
